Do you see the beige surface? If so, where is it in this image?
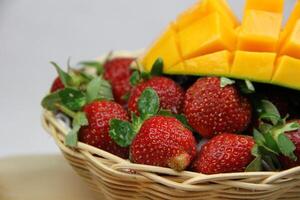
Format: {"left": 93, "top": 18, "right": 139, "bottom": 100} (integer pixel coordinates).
{"left": 0, "top": 155, "right": 103, "bottom": 200}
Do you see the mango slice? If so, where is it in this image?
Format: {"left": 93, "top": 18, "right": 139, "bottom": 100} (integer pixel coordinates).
{"left": 140, "top": 25, "right": 182, "bottom": 72}
{"left": 279, "top": 1, "right": 300, "bottom": 49}
{"left": 244, "top": 0, "right": 284, "bottom": 14}
{"left": 237, "top": 10, "right": 282, "bottom": 52}
{"left": 272, "top": 56, "right": 300, "bottom": 90}
{"left": 175, "top": 0, "right": 239, "bottom": 30}
{"left": 168, "top": 50, "right": 232, "bottom": 76}
{"left": 231, "top": 51, "right": 276, "bottom": 82}
{"left": 140, "top": 0, "right": 300, "bottom": 90}
{"left": 280, "top": 20, "right": 300, "bottom": 59}
{"left": 179, "top": 12, "right": 236, "bottom": 59}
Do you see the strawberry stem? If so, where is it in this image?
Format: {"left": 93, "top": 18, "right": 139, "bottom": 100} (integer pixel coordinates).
{"left": 55, "top": 103, "right": 77, "bottom": 119}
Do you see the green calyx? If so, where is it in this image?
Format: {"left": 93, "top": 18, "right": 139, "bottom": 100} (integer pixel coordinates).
{"left": 109, "top": 87, "right": 160, "bottom": 147}
{"left": 42, "top": 60, "right": 114, "bottom": 147}
{"left": 245, "top": 100, "right": 300, "bottom": 172}
{"left": 130, "top": 57, "right": 164, "bottom": 87}
{"left": 220, "top": 77, "right": 255, "bottom": 94}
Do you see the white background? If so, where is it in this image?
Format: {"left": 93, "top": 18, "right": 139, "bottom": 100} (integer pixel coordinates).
{"left": 0, "top": 0, "right": 297, "bottom": 157}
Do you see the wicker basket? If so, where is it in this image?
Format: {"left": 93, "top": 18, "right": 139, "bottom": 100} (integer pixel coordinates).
{"left": 42, "top": 51, "right": 300, "bottom": 200}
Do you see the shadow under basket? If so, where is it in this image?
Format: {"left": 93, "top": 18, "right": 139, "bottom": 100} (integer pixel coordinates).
{"left": 42, "top": 110, "right": 300, "bottom": 200}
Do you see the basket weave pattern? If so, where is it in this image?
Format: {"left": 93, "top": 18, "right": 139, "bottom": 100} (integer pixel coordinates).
{"left": 42, "top": 110, "right": 300, "bottom": 200}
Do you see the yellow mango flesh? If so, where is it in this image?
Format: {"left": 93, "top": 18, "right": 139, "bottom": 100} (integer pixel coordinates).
{"left": 231, "top": 51, "right": 276, "bottom": 82}
{"left": 169, "top": 50, "right": 232, "bottom": 76}
{"left": 140, "top": 25, "right": 182, "bottom": 72}
{"left": 279, "top": 1, "right": 300, "bottom": 48}
{"left": 272, "top": 56, "right": 300, "bottom": 90}
{"left": 280, "top": 20, "right": 300, "bottom": 59}
{"left": 237, "top": 10, "right": 282, "bottom": 52}
{"left": 140, "top": 0, "right": 300, "bottom": 90}
{"left": 179, "top": 12, "right": 236, "bottom": 59}
{"left": 244, "top": 0, "right": 284, "bottom": 14}
{"left": 175, "top": 0, "right": 239, "bottom": 30}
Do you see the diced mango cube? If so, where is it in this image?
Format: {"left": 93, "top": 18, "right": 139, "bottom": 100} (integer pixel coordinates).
{"left": 175, "top": 0, "right": 239, "bottom": 30}
{"left": 140, "top": 25, "right": 182, "bottom": 72}
{"left": 167, "top": 50, "right": 232, "bottom": 76}
{"left": 244, "top": 0, "right": 284, "bottom": 13}
{"left": 272, "top": 56, "right": 300, "bottom": 90}
{"left": 238, "top": 10, "right": 282, "bottom": 52}
{"left": 279, "top": 1, "right": 300, "bottom": 49}
{"left": 179, "top": 12, "right": 236, "bottom": 59}
{"left": 231, "top": 51, "right": 276, "bottom": 82}
{"left": 280, "top": 20, "right": 300, "bottom": 59}
{"left": 206, "top": 0, "right": 239, "bottom": 28}
{"left": 175, "top": 0, "right": 208, "bottom": 30}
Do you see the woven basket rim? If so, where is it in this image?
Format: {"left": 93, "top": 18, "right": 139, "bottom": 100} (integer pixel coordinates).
{"left": 42, "top": 110, "right": 300, "bottom": 189}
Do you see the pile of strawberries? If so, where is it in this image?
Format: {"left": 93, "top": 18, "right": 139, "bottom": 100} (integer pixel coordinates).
{"left": 42, "top": 56, "right": 300, "bottom": 175}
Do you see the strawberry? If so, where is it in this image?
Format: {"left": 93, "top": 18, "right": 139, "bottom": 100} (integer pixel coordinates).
{"left": 79, "top": 101, "right": 130, "bottom": 158}
{"left": 193, "top": 133, "right": 255, "bottom": 174}
{"left": 50, "top": 77, "right": 64, "bottom": 92}
{"left": 128, "top": 76, "right": 185, "bottom": 115}
{"left": 130, "top": 116, "right": 197, "bottom": 171}
{"left": 104, "top": 58, "right": 134, "bottom": 105}
{"left": 184, "top": 77, "right": 252, "bottom": 138}
{"left": 279, "top": 120, "right": 300, "bottom": 169}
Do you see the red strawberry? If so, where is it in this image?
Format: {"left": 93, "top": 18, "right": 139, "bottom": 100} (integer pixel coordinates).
{"left": 184, "top": 77, "right": 252, "bottom": 138}
{"left": 279, "top": 120, "right": 300, "bottom": 169}
{"left": 130, "top": 116, "right": 197, "bottom": 171}
{"left": 79, "top": 101, "right": 129, "bottom": 158}
{"left": 193, "top": 133, "right": 255, "bottom": 174}
{"left": 50, "top": 77, "right": 64, "bottom": 93}
{"left": 104, "top": 58, "right": 134, "bottom": 105}
{"left": 128, "top": 76, "right": 185, "bottom": 115}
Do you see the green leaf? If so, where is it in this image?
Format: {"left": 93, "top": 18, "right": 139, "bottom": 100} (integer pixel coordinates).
{"left": 41, "top": 91, "right": 61, "bottom": 111}
{"left": 264, "top": 132, "right": 280, "bottom": 154}
{"left": 59, "top": 88, "right": 86, "bottom": 111}
{"left": 259, "top": 122, "right": 273, "bottom": 133}
{"left": 251, "top": 144, "right": 260, "bottom": 157}
{"left": 109, "top": 119, "right": 135, "bottom": 147}
{"left": 141, "top": 71, "right": 151, "bottom": 80}
{"left": 245, "top": 156, "right": 262, "bottom": 172}
{"left": 276, "top": 133, "right": 297, "bottom": 161}
{"left": 121, "top": 92, "right": 130, "bottom": 101}
{"left": 253, "top": 129, "right": 265, "bottom": 145}
{"left": 131, "top": 113, "right": 143, "bottom": 134}
{"left": 138, "top": 87, "right": 160, "bottom": 120}
{"left": 259, "top": 113, "right": 281, "bottom": 125}
{"left": 80, "top": 61, "right": 104, "bottom": 75}
{"left": 72, "top": 112, "right": 88, "bottom": 127}
{"left": 220, "top": 77, "right": 235, "bottom": 88}
{"left": 258, "top": 100, "right": 281, "bottom": 125}
{"left": 238, "top": 80, "right": 255, "bottom": 94}
{"left": 279, "top": 121, "right": 300, "bottom": 133}
{"left": 245, "top": 80, "right": 255, "bottom": 92}
{"left": 50, "top": 62, "right": 73, "bottom": 87}
{"left": 150, "top": 57, "right": 164, "bottom": 76}
{"left": 130, "top": 70, "right": 141, "bottom": 86}
{"left": 65, "top": 112, "right": 88, "bottom": 147}
{"left": 65, "top": 125, "right": 80, "bottom": 147}
{"left": 86, "top": 76, "right": 113, "bottom": 103}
